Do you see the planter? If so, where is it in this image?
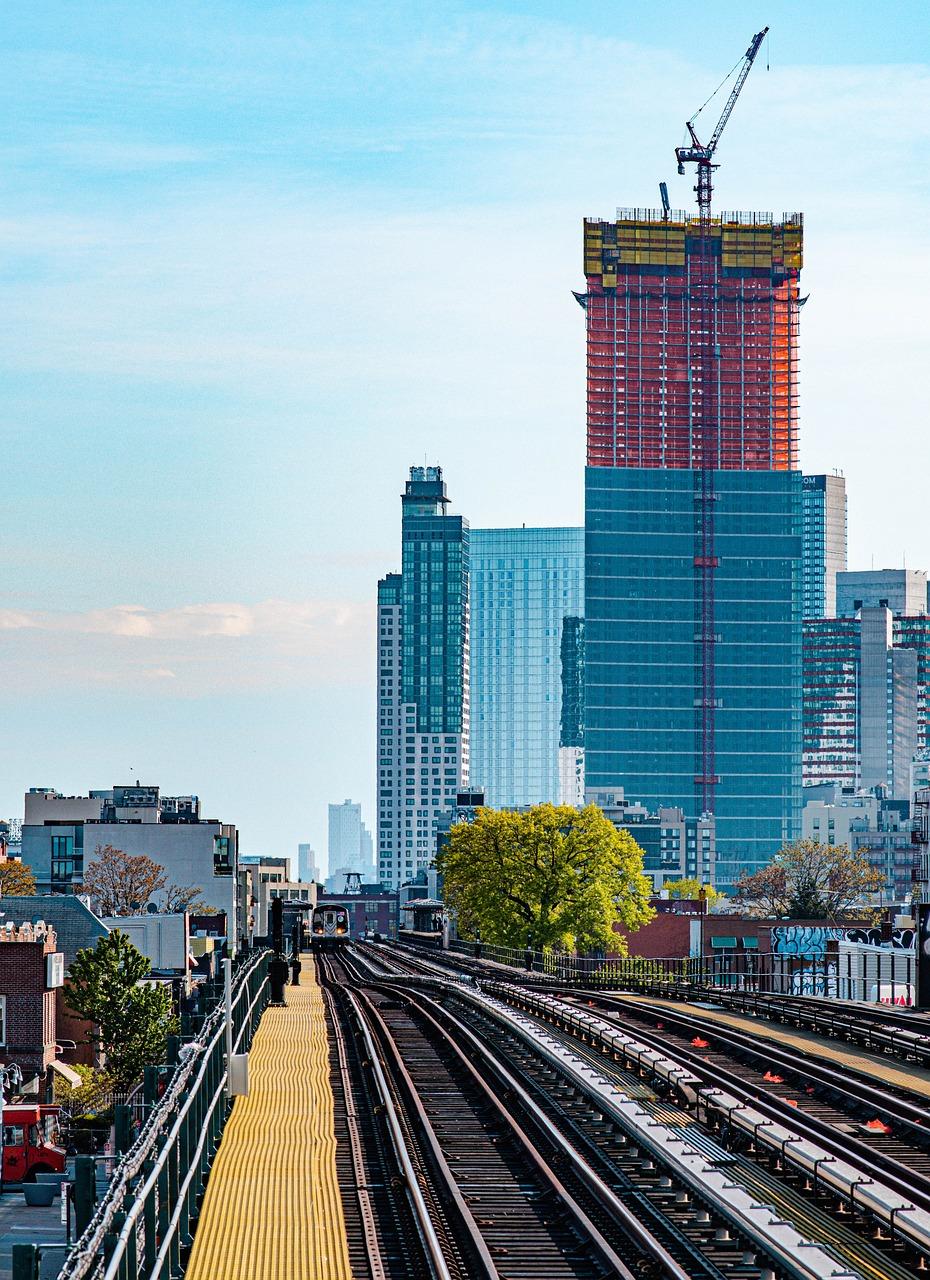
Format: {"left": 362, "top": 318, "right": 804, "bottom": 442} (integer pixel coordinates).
{"left": 22, "top": 1183, "right": 57, "bottom": 1207}
{"left": 36, "top": 1172, "right": 67, "bottom": 1190}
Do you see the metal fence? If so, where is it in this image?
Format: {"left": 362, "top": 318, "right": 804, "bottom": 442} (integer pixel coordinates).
{"left": 448, "top": 939, "right": 919, "bottom": 1006}
{"left": 22, "top": 948, "right": 271, "bottom": 1280}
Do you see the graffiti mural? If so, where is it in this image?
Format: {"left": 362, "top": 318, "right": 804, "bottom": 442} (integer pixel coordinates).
{"left": 771, "top": 925, "right": 915, "bottom": 955}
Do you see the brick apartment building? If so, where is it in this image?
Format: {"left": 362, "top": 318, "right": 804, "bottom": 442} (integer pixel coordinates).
{"left": 0, "top": 919, "right": 62, "bottom": 1099}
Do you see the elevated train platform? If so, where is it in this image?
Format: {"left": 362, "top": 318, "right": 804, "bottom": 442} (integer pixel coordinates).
{"left": 186, "top": 955, "right": 352, "bottom": 1280}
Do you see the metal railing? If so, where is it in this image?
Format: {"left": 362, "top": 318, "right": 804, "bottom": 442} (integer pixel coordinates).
{"left": 447, "top": 939, "right": 919, "bottom": 1006}
{"left": 40, "top": 948, "right": 271, "bottom": 1280}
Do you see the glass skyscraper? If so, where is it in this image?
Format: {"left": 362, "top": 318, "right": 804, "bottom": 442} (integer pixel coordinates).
{"left": 586, "top": 469, "right": 802, "bottom": 887}
{"left": 377, "top": 468, "right": 469, "bottom": 889}
{"left": 469, "top": 528, "right": 584, "bottom": 808}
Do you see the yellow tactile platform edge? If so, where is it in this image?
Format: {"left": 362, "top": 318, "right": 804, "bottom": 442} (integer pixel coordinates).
{"left": 186, "top": 955, "right": 352, "bottom": 1280}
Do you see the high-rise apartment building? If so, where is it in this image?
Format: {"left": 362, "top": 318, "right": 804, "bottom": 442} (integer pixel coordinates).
{"left": 837, "top": 569, "right": 928, "bottom": 620}
{"left": 582, "top": 209, "right": 804, "bottom": 887}
{"left": 326, "top": 801, "right": 373, "bottom": 880}
{"left": 469, "top": 527, "right": 584, "bottom": 808}
{"left": 803, "top": 607, "right": 923, "bottom": 799}
{"left": 377, "top": 467, "right": 469, "bottom": 888}
{"left": 802, "top": 474, "right": 847, "bottom": 617}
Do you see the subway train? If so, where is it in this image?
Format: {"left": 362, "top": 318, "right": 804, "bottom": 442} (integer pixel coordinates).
{"left": 310, "top": 903, "right": 349, "bottom": 949}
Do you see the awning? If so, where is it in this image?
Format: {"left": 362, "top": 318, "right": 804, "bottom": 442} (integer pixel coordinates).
{"left": 710, "top": 936, "right": 737, "bottom": 949}
{"left": 49, "top": 1060, "right": 82, "bottom": 1088}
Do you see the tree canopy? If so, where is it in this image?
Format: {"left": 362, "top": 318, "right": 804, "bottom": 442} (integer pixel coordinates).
{"left": 66, "top": 931, "right": 178, "bottom": 1087}
{"left": 83, "top": 845, "right": 167, "bottom": 915}
{"left": 661, "top": 877, "right": 723, "bottom": 906}
{"left": 734, "top": 839, "right": 883, "bottom": 921}
{"left": 0, "top": 859, "right": 37, "bottom": 895}
{"left": 82, "top": 845, "right": 212, "bottom": 916}
{"left": 437, "top": 803, "right": 653, "bottom": 953}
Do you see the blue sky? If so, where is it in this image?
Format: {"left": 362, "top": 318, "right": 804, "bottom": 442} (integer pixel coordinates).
{"left": 1, "top": 2, "right": 928, "bottom": 866}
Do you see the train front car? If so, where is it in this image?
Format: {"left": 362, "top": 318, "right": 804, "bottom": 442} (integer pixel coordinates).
{"left": 311, "top": 904, "right": 350, "bottom": 949}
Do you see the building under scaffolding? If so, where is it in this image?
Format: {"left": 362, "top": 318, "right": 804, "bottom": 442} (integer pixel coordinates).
{"left": 582, "top": 208, "right": 804, "bottom": 889}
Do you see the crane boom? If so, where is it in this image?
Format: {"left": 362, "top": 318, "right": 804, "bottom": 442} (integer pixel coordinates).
{"left": 676, "top": 27, "right": 767, "bottom": 214}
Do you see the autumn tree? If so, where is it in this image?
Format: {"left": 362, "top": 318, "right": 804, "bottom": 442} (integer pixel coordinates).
{"left": 661, "top": 878, "right": 723, "bottom": 907}
{"left": 734, "top": 839, "right": 883, "bottom": 922}
{"left": 82, "top": 845, "right": 167, "bottom": 915}
{"left": 437, "top": 803, "right": 653, "bottom": 953}
{"left": 0, "top": 859, "right": 37, "bottom": 896}
{"left": 163, "top": 883, "right": 215, "bottom": 914}
{"left": 66, "top": 931, "right": 178, "bottom": 1087}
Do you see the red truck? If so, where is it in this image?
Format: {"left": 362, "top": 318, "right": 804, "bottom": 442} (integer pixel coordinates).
{"left": 2, "top": 1105, "right": 66, "bottom": 1182}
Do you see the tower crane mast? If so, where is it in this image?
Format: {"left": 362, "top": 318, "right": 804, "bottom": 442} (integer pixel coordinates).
{"left": 676, "top": 27, "right": 767, "bottom": 215}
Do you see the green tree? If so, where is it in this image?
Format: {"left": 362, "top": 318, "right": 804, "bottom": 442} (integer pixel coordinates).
{"left": 661, "top": 877, "right": 723, "bottom": 906}
{"left": 66, "top": 931, "right": 178, "bottom": 1087}
{"left": 0, "top": 859, "right": 37, "bottom": 895}
{"left": 437, "top": 803, "right": 653, "bottom": 953}
{"left": 734, "top": 839, "right": 883, "bottom": 921}
{"left": 52, "top": 1065, "right": 116, "bottom": 1118}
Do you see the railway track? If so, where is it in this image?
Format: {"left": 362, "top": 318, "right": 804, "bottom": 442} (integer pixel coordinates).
{"left": 321, "top": 949, "right": 665, "bottom": 1280}
{"left": 388, "top": 937, "right": 930, "bottom": 1068}
{"left": 351, "top": 941, "right": 930, "bottom": 1277}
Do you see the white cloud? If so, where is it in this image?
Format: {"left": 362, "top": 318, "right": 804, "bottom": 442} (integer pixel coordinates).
{"left": 0, "top": 599, "right": 370, "bottom": 694}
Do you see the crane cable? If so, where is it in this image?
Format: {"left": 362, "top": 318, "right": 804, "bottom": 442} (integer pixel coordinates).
{"left": 687, "top": 53, "right": 745, "bottom": 127}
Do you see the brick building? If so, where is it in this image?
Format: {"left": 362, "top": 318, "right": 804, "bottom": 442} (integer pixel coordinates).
{"left": 0, "top": 919, "right": 62, "bottom": 1098}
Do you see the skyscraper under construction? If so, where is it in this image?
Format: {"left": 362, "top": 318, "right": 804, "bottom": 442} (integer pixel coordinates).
{"left": 582, "top": 208, "right": 804, "bottom": 887}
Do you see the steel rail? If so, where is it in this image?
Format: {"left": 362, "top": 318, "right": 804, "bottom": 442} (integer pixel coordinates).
{"left": 481, "top": 983, "right": 930, "bottom": 1271}
{"left": 324, "top": 984, "right": 388, "bottom": 1280}
{"left": 339, "top": 984, "right": 459, "bottom": 1280}
{"left": 401, "top": 986, "right": 691, "bottom": 1280}
{"left": 591, "top": 994, "right": 930, "bottom": 1125}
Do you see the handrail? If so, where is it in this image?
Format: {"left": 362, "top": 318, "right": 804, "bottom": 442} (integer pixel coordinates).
{"left": 59, "top": 948, "right": 271, "bottom": 1280}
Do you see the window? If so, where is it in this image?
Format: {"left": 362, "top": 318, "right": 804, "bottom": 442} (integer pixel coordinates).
{"left": 50, "top": 834, "right": 75, "bottom": 885}
{"left": 213, "top": 835, "right": 233, "bottom": 876}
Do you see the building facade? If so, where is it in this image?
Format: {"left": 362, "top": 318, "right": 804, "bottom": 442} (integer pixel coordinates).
{"left": 804, "top": 609, "right": 930, "bottom": 798}
{"left": 588, "top": 787, "right": 716, "bottom": 890}
{"left": 469, "top": 527, "right": 584, "bottom": 808}
{"left": 581, "top": 210, "right": 803, "bottom": 889}
{"left": 20, "top": 784, "right": 240, "bottom": 949}
{"left": 803, "top": 783, "right": 915, "bottom": 903}
{"left": 802, "top": 474, "right": 847, "bottom": 618}
{"left": 377, "top": 468, "right": 469, "bottom": 889}
{"left": 837, "top": 569, "right": 928, "bottom": 620}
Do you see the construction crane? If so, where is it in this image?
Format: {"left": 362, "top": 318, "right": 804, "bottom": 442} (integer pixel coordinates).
{"left": 675, "top": 27, "right": 767, "bottom": 215}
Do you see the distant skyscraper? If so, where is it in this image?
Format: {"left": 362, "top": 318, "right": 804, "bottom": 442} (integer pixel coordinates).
{"left": 297, "top": 842, "right": 320, "bottom": 883}
{"left": 581, "top": 208, "right": 803, "bottom": 887}
{"left": 377, "top": 467, "right": 469, "bottom": 889}
{"left": 469, "top": 528, "right": 584, "bottom": 808}
{"left": 837, "top": 569, "right": 928, "bottom": 620}
{"left": 803, "top": 607, "right": 922, "bottom": 799}
{"left": 802, "top": 474, "right": 846, "bottom": 617}
{"left": 327, "top": 801, "right": 374, "bottom": 879}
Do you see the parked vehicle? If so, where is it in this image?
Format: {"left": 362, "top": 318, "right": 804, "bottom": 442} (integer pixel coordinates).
{"left": 2, "top": 1105, "right": 66, "bottom": 1182}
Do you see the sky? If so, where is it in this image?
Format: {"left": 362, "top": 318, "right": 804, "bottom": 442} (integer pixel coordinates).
{"left": 1, "top": 1, "right": 928, "bottom": 868}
